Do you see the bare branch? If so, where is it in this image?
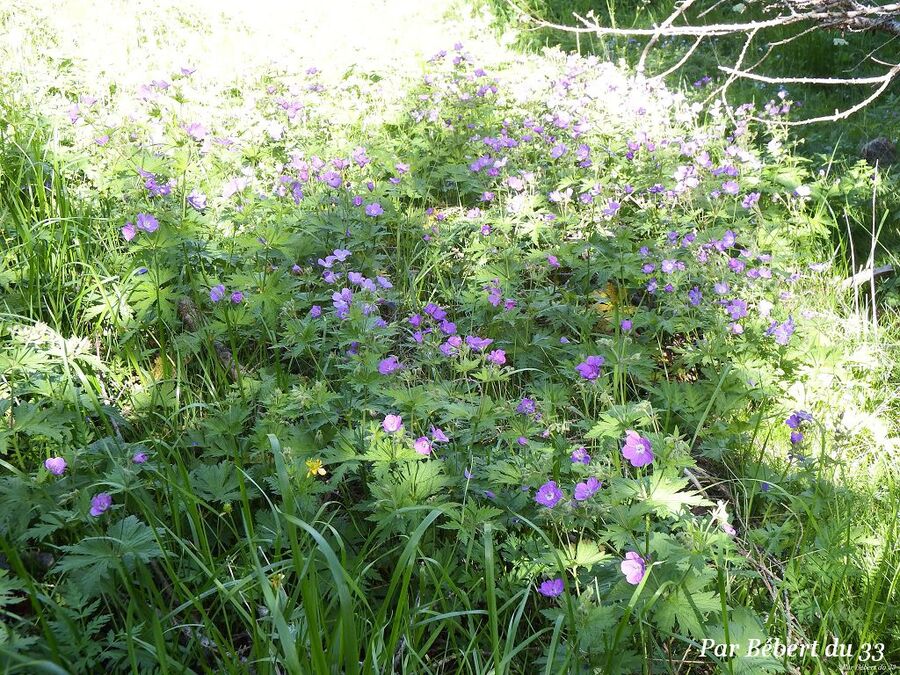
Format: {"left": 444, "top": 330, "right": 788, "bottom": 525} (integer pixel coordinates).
{"left": 637, "top": 0, "right": 702, "bottom": 76}
{"left": 717, "top": 67, "right": 896, "bottom": 85}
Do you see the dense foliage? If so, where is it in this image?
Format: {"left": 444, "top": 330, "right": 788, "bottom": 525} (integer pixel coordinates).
{"left": 0, "top": 3, "right": 898, "bottom": 673}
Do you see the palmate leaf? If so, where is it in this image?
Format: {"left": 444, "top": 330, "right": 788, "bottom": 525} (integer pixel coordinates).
{"left": 11, "top": 402, "right": 73, "bottom": 443}
{"left": 636, "top": 474, "right": 711, "bottom": 519}
{"left": 55, "top": 516, "right": 163, "bottom": 597}
{"left": 189, "top": 461, "right": 242, "bottom": 504}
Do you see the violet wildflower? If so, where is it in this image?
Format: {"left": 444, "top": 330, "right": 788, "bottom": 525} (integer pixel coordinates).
{"left": 431, "top": 426, "right": 449, "bottom": 443}
{"left": 547, "top": 255, "right": 560, "bottom": 269}
{"left": 210, "top": 285, "right": 226, "bottom": 303}
{"left": 378, "top": 356, "right": 403, "bottom": 375}
{"left": 538, "top": 578, "right": 564, "bottom": 597}
{"left": 365, "top": 203, "right": 384, "bottom": 217}
{"left": 574, "top": 477, "right": 601, "bottom": 501}
{"left": 688, "top": 287, "right": 703, "bottom": 307}
{"left": 487, "top": 349, "right": 506, "bottom": 365}
{"left": 465, "top": 336, "right": 493, "bottom": 351}
{"left": 621, "top": 430, "right": 654, "bottom": 468}
{"left": 741, "top": 192, "right": 761, "bottom": 209}
{"left": 187, "top": 189, "right": 207, "bottom": 211}
{"left": 132, "top": 451, "right": 148, "bottom": 464}
{"left": 44, "top": 457, "right": 67, "bottom": 476}
{"left": 534, "top": 480, "right": 563, "bottom": 508}
{"left": 136, "top": 213, "right": 158, "bottom": 233}
{"left": 620, "top": 319, "right": 633, "bottom": 332}
{"left": 90, "top": 492, "right": 112, "bottom": 517}
{"left": 230, "top": 291, "right": 244, "bottom": 304}
{"left": 575, "top": 355, "right": 604, "bottom": 381}
{"left": 309, "top": 305, "right": 322, "bottom": 318}
{"left": 516, "top": 398, "right": 536, "bottom": 415}
{"left": 571, "top": 447, "right": 590, "bottom": 464}
{"left": 121, "top": 221, "right": 136, "bottom": 241}
{"left": 620, "top": 551, "right": 646, "bottom": 585}
{"left": 414, "top": 437, "right": 432, "bottom": 456}
{"left": 382, "top": 414, "right": 403, "bottom": 434}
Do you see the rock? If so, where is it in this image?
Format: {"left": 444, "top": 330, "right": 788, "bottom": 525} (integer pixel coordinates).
{"left": 859, "top": 137, "right": 896, "bottom": 166}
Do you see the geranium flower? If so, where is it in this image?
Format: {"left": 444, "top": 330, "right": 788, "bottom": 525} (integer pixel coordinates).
{"left": 210, "top": 285, "right": 226, "bottom": 303}
{"left": 230, "top": 291, "right": 244, "bottom": 304}
{"left": 570, "top": 447, "right": 590, "bottom": 464}
{"left": 44, "top": 457, "right": 67, "bottom": 476}
{"left": 465, "top": 336, "right": 493, "bottom": 351}
{"left": 430, "top": 426, "right": 449, "bottom": 443}
{"left": 534, "top": 480, "right": 563, "bottom": 508}
{"left": 378, "top": 356, "right": 403, "bottom": 375}
{"left": 90, "top": 493, "right": 112, "bottom": 517}
{"left": 365, "top": 202, "right": 383, "bottom": 217}
{"left": 382, "top": 414, "right": 403, "bottom": 434}
{"left": 121, "top": 221, "right": 136, "bottom": 241}
{"left": 132, "top": 452, "right": 148, "bottom": 464}
{"left": 620, "top": 551, "right": 646, "bottom": 585}
{"left": 187, "top": 189, "right": 207, "bottom": 211}
{"left": 414, "top": 437, "right": 432, "bottom": 455}
{"left": 516, "top": 398, "right": 536, "bottom": 415}
{"left": 487, "top": 349, "right": 506, "bottom": 365}
{"left": 575, "top": 355, "right": 604, "bottom": 380}
{"left": 574, "top": 477, "right": 601, "bottom": 501}
{"left": 538, "top": 578, "right": 564, "bottom": 597}
{"left": 621, "top": 430, "right": 654, "bottom": 467}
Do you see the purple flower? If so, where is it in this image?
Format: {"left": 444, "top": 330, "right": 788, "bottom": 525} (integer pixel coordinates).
{"left": 121, "top": 221, "right": 136, "bottom": 241}
{"left": 516, "top": 398, "right": 536, "bottom": 415}
{"left": 785, "top": 410, "right": 813, "bottom": 429}
{"left": 535, "top": 480, "right": 563, "bottom": 508}
{"left": 136, "top": 213, "right": 158, "bottom": 233}
{"left": 538, "top": 578, "right": 564, "bottom": 597}
{"left": 382, "top": 414, "right": 403, "bottom": 434}
{"left": 187, "top": 189, "right": 207, "bottom": 211}
{"left": 790, "top": 430, "right": 804, "bottom": 444}
{"left": 771, "top": 316, "right": 795, "bottom": 346}
{"left": 431, "top": 426, "right": 449, "bottom": 443}
{"left": 44, "top": 457, "right": 67, "bottom": 476}
{"left": 516, "top": 436, "right": 528, "bottom": 446}
{"left": 465, "top": 336, "right": 493, "bottom": 351}
{"left": 547, "top": 255, "right": 560, "bottom": 269}
{"left": 309, "top": 305, "right": 322, "bottom": 318}
{"left": 620, "top": 319, "right": 633, "bottom": 332}
{"left": 741, "top": 192, "right": 761, "bottom": 209}
{"left": 575, "top": 355, "right": 604, "bottom": 381}
{"left": 230, "top": 291, "right": 244, "bottom": 304}
{"left": 89, "top": 492, "right": 112, "bottom": 517}
{"left": 378, "top": 356, "right": 403, "bottom": 375}
{"left": 487, "top": 349, "right": 506, "bottom": 365}
{"left": 620, "top": 551, "right": 646, "bottom": 585}
{"left": 722, "top": 181, "right": 740, "bottom": 195}
{"left": 603, "top": 200, "right": 621, "bottom": 217}
{"left": 571, "top": 447, "right": 590, "bottom": 464}
{"left": 688, "top": 287, "right": 703, "bottom": 307}
{"left": 725, "top": 299, "right": 748, "bottom": 320}
{"left": 132, "top": 452, "right": 148, "bottom": 464}
{"left": 365, "top": 202, "right": 384, "bottom": 217}
{"left": 210, "top": 285, "right": 226, "bottom": 303}
{"left": 573, "top": 477, "right": 601, "bottom": 501}
{"left": 414, "top": 437, "right": 432, "bottom": 455}
{"left": 621, "top": 430, "right": 654, "bottom": 468}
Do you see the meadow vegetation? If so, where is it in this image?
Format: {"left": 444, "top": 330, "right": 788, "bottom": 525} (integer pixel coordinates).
{"left": 0, "top": 1, "right": 898, "bottom": 673}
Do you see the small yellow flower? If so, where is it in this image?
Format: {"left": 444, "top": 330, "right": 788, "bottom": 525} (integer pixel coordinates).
{"left": 305, "top": 458, "right": 326, "bottom": 478}
{"left": 269, "top": 572, "right": 285, "bottom": 589}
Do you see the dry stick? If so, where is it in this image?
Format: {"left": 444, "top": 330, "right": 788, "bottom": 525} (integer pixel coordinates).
{"left": 516, "top": 3, "right": 900, "bottom": 37}
{"left": 745, "top": 63, "right": 900, "bottom": 125}
{"left": 651, "top": 36, "right": 704, "bottom": 81}
{"left": 637, "top": 0, "right": 702, "bottom": 76}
